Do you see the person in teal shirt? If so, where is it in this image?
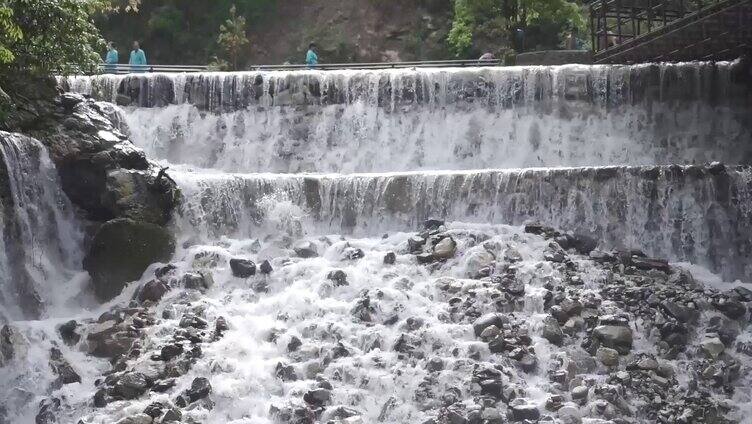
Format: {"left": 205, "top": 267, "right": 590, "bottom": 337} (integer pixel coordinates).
{"left": 306, "top": 43, "right": 318, "bottom": 68}
{"left": 104, "top": 42, "right": 118, "bottom": 74}
{"left": 129, "top": 41, "right": 147, "bottom": 73}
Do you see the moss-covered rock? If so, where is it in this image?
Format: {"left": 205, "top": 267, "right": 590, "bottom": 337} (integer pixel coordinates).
{"left": 83, "top": 218, "right": 176, "bottom": 300}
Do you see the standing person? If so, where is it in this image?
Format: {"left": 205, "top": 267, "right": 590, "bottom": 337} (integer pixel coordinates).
{"left": 306, "top": 43, "right": 318, "bottom": 68}
{"left": 104, "top": 42, "right": 118, "bottom": 74}
{"left": 129, "top": 41, "right": 147, "bottom": 73}
{"left": 514, "top": 28, "right": 525, "bottom": 53}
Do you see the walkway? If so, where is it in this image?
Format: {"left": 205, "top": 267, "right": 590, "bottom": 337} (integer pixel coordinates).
{"left": 589, "top": 0, "right": 752, "bottom": 63}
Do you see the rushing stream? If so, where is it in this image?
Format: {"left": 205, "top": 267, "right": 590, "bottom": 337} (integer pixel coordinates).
{"left": 1, "top": 63, "right": 750, "bottom": 423}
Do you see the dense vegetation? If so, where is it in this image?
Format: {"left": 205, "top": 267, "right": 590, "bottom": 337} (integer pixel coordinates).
{"left": 0, "top": 0, "right": 108, "bottom": 74}
{"left": 448, "top": 0, "right": 586, "bottom": 57}
{"left": 98, "top": 0, "right": 585, "bottom": 66}
{"left": 98, "top": 0, "right": 271, "bottom": 66}
{"left": 0, "top": 0, "right": 585, "bottom": 73}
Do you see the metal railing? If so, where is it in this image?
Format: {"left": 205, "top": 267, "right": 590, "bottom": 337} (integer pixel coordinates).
{"left": 250, "top": 59, "right": 502, "bottom": 71}
{"left": 95, "top": 64, "right": 209, "bottom": 74}
{"left": 89, "top": 59, "right": 502, "bottom": 75}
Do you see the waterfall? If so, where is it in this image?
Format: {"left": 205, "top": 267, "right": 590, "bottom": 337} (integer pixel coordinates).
{"left": 62, "top": 63, "right": 752, "bottom": 173}
{"left": 173, "top": 165, "right": 752, "bottom": 281}
{"left": 0, "top": 132, "right": 85, "bottom": 322}
{"left": 47, "top": 63, "right": 752, "bottom": 423}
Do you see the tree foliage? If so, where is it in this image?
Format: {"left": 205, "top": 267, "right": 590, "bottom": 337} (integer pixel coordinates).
{"left": 447, "top": 0, "right": 585, "bottom": 57}
{"left": 0, "top": 0, "right": 110, "bottom": 75}
{"left": 217, "top": 5, "right": 250, "bottom": 71}
{"left": 98, "top": 0, "right": 273, "bottom": 66}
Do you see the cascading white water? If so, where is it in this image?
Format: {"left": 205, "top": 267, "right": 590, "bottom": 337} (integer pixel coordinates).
{"left": 63, "top": 63, "right": 752, "bottom": 173}
{"left": 34, "top": 63, "right": 752, "bottom": 424}
{"left": 172, "top": 165, "right": 752, "bottom": 281}
{"left": 60, "top": 62, "right": 752, "bottom": 280}
{"left": 0, "top": 132, "right": 86, "bottom": 322}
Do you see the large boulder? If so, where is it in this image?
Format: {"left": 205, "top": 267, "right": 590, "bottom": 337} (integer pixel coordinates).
{"left": 229, "top": 258, "right": 256, "bottom": 278}
{"left": 84, "top": 219, "right": 176, "bottom": 300}
{"left": 112, "top": 372, "right": 149, "bottom": 399}
{"left": 593, "top": 325, "right": 633, "bottom": 354}
{"left": 102, "top": 169, "right": 178, "bottom": 226}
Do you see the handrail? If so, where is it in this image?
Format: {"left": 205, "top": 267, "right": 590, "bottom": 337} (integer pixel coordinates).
{"left": 85, "top": 59, "right": 502, "bottom": 75}
{"left": 250, "top": 59, "right": 502, "bottom": 70}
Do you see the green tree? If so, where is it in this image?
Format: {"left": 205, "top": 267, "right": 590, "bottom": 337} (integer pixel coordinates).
{"left": 447, "top": 0, "right": 585, "bottom": 57}
{"left": 0, "top": 5, "right": 22, "bottom": 64}
{"left": 217, "top": 5, "right": 250, "bottom": 71}
{"left": 0, "top": 0, "right": 111, "bottom": 75}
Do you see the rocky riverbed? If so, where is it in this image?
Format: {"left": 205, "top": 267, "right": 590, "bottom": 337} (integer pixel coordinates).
{"left": 2, "top": 220, "right": 749, "bottom": 423}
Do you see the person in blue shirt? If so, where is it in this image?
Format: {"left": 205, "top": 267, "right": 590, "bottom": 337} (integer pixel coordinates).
{"left": 306, "top": 43, "right": 318, "bottom": 68}
{"left": 104, "top": 42, "right": 118, "bottom": 74}
{"left": 129, "top": 41, "right": 147, "bottom": 73}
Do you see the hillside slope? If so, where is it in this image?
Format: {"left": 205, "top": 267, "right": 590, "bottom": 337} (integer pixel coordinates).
{"left": 100, "top": 0, "right": 458, "bottom": 66}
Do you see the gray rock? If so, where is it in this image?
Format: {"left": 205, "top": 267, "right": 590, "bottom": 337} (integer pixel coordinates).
{"left": 294, "top": 241, "right": 318, "bottom": 258}
{"left": 660, "top": 300, "right": 698, "bottom": 323}
{"left": 151, "top": 379, "right": 176, "bottom": 393}
{"left": 416, "top": 252, "right": 435, "bottom": 264}
{"left": 83, "top": 219, "right": 175, "bottom": 301}
{"left": 464, "top": 249, "right": 495, "bottom": 278}
{"left": 433, "top": 237, "right": 457, "bottom": 260}
{"left": 630, "top": 256, "right": 670, "bottom": 273}
{"left": 558, "top": 405, "right": 582, "bottom": 424}
{"left": 57, "top": 320, "right": 80, "bottom": 346}
{"left": 713, "top": 297, "right": 747, "bottom": 320}
{"left": 571, "top": 385, "right": 589, "bottom": 400}
{"left": 229, "top": 258, "right": 256, "bottom": 278}
{"left": 138, "top": 280, "right": 169, "bottom": 303}
{"left": 259, "top": 260, "right": 273, "bottom": 274}
{"left": 179, "top": 314, "right": 208, "bottom": 329}
{"left": 327, "top": 269, "right": 348, "bottom": 286}
{"left": 383, "top": 251, "right": 396, "bottom": 265}
{"left": 424, "top": 218, "right": 445, "bottom": 230}
{"left": 115, "top": 413, "right": 152, "bottom": 424}
{"left": 102, "top": 169, "right": 177, "bottom": 225}
{"left": 86, "top": 321, "right": 137, "bottom": 358}
{"left": 342, "top": 247, "right": 365, "bottom": 260}
{"left": 511, "top": 404, "right": 540, "bottom": 421}
{"left": 596, "top": 347, "right": 620, "bottom": 366}
{"left": 408, "top": 236, "right": 426, "bottom": 253}
{"left": 479, "top": 325, "right": 500, "bottom": 339}
{"left": 303, "top": 388, "right": 331, "bottom": 406}
{"left": 563, "top": 317, "right": 584, "bottom": 335}
{"left": 700, "top": 337, "right": 725, "bottom": 359}
{"left": 176, "top": 377, "right": 212, "bottom": 406}
{"left": 321, "top": 405, "right": 361, "bottom": 421}
{"left": 593, "top": 325, "right": 633, "bottom": 354}
{"left": 542, "top": 316, "right": 564, "bottom": 345}
{"left": 112, "top": 372, "right": 149, "bottom": 399}
{"left": 49, "top": 348, "right": 81, "bottom": 385}
{"left": 473, "top": 313, "right": 506, "bottom": 337}
{"left": 160, "top": 344, "right": 184, "bottom": 361}
{"left": 636, "top": 357, "right": 658, "bottom": 370}
{"left": 182, "top": 271, "right": 213, "bottom": 291}
{"left": 426, "top": 357, "right": 444, "bottom": 372}
{"left": 35, "top": 398, "right": 60, "bottom": 424}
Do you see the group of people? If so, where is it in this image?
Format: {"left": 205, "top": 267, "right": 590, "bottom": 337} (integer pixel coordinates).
{"left": 104, "top": 40, "right": 316, "bottom": 73}
{"left": 104, "top": 41, "right": 147, "bottom": 73}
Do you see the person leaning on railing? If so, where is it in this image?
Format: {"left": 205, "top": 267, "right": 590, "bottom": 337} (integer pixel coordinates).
{"left": 306, "top": 43, "right": 318, "bottom": 69}
{"left": 129, "top": 41, "right": 147, "bottom": 73}
{"left": 104, "top": 42, "right": 118, "bottom": 74}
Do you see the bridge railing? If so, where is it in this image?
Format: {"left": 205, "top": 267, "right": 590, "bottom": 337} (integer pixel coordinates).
{"left": 83, "top": 59, "right": 502, "bottom": 75}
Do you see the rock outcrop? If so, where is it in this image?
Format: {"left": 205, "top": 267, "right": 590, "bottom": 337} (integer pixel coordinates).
{"left": 0, "top": 76, "right": 179, "bottom": 302}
